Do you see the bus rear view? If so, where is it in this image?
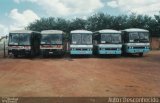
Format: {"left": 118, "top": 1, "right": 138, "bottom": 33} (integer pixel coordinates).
{"left": 94, "top": 29, "right": 122, "bottom": 55}
{"left": 40, "top": 30, "right": 65, "bottom": 57}
{"left": 122, "top": 28, "right": 150, "bottom": 57}
{"left": 70, "top": 30, "right": 93, "bottom": 55}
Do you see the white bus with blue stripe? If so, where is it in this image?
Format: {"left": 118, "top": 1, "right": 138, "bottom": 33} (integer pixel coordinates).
{"left": 94, "top": 29, "right": 122, "bottom": 55}
{"left": 122, "top": 28, "right": 150, "bottom": 57}
{"left": 70, "top": 30, "right": 93, "bottom": 55}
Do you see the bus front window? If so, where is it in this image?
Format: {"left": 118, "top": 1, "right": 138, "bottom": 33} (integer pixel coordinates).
{"left": 101, "top": 34, "right": 121, "bottom": 44}
{"left": 112, "top": 34, "right": 121, "bottom": 44}
{"left": 9, "top": 34, "right": 19, "bottom": 45}
{"left": 72, "top": 34, "right": 92, "bottom": 45}
{"left": 82, "top": 34, "right": 92, "bottom": 44}
{"left": 72, "top": 34, "right": 81, "bottom": 45}
{"left": 41, "top": 34, "right": 62, "bottom": 45}
{"left": 139, "top": 33, "right": 149, "bottom": 42}
{"left": 129, "top": 33, "right": 139, "bottom": 43}
{"left": 19, "top": 34, "right": 30, "bottom": 45}
{"left": 101, "top": 34, "right": 112, "bottom": 43}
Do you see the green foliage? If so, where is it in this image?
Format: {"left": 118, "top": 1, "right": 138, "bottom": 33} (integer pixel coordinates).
{"left": 27, "top": 12, "right": 160, "bottom": 37}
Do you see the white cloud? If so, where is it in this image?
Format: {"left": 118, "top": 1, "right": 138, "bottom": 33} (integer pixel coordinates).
{"left": 14, "top": 0, "right": 37, "bottom": 3}
{"left": 14, "top": 0, "right": 104, "bottom": 16}
{"left": 0, "top": 9, "right": 40, "bottom": 35}
{"left": 13, "top": 0, "right": 20, "bottom": 3}
{"left": 8, "top": 9, "right": 40, "bottom": 30}
{"left": 107, "top": 1, "right": 118, "bottom": 8}
{"left": 0, "top": 24, "right": 8, "bottom": 36}
{"left": 107, "top": 0, "right": 160, "bottom": 15}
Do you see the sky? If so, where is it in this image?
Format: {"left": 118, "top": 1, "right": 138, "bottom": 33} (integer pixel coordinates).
{"left": 0, "top": 0, "right": 160, "bottom": 36}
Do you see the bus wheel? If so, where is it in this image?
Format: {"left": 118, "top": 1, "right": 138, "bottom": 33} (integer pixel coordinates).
{"left": 139, "top": 53, "right": 143, "bottom": 57}
{"left": 14, "top": 54, "right": 18, "bottom": 58}
{"left": 117, "top": 54, "right": 121, "bottom": 57}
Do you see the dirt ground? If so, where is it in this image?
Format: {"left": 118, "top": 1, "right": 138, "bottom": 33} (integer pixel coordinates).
{"left": 0, "top": 51, "right": 160, "bottom": 97}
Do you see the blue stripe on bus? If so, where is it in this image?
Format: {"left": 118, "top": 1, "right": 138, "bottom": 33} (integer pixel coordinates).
{"left": 98, "top": 50, "right": 122, "bottom": 54}
{"left": 70, "top": 50, "right": 93, "bottom": 55}
{"left": 126, "top": 48, "right": 150, "bottom": 53}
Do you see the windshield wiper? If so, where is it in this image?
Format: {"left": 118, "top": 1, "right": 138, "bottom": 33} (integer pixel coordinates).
{"left": 139, "top": 39, "right": 149, "bottom": 42}
{"left": 105, "top": 41, "right": 112, "bottom": 43}
{"left": 134, "top": 39, "right": 139, "bottom": 42}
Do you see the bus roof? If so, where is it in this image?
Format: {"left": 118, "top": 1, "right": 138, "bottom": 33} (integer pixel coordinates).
{"left": 9, "top": 30, "right": 39, "bottom": 34}
{"left": 41, "top": 30, "right": 64, "bottom": 34}
{"left": 122, "top": 28, "right": 149, "bottom": 32}
{"left": 96, "top": 29, "right": 121, "bottom": 34}
{"left": 71, "top": 30, "right": 92, "bottom": 34}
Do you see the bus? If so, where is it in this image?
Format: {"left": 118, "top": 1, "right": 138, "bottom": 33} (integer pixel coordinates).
{"left": 121, "top": 28, "right": 150, "bottom": 57}
{"left": 94, "top": 29, "right": 122, "bottom": 55}
{"left": 40, "top": 30, "right": 65, "bottom": 56}
{"left": 70, "top": 30, "right": 93, "bottom": 55}
{"left": 8, "top": 30, "right": 40, "bottom": 57}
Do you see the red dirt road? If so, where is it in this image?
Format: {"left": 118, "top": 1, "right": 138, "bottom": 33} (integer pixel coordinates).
{"left": 0, "top": 51, "right": 160, "bottom": 97}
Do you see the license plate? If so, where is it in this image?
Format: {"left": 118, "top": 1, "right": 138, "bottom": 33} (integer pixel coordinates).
{"left": 49, "top": 52, "right": 53, "bottom": 54}
{"left": 136, "top": 50, "right": 143, "bottom": 52}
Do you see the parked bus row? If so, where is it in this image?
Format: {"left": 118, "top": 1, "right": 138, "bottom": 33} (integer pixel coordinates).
{"left": 8, "top": 28, "right": 150, "bottom": 57}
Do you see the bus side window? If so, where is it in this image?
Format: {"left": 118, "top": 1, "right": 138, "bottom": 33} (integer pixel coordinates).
{"left": 62, "top": 33, "right": 65, "bottom": 42}
{"left": 69, "top": 34, "right": 72, "bottom": 44}
{"left": 121, "top": 32, "right": 125, "bottom": 43}
{"left": 123, "top": 32, "right": 128, "bottom": 43}
{"left": 94, "top": 34, "right": 99, "bottom": 45}
{"left": 98, "top": 34, "right": 101, "bottom": 44}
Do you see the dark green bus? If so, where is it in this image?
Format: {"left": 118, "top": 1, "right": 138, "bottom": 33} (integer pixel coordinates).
{"left": 8, "top": 30, "right": 40, "bottom": 57}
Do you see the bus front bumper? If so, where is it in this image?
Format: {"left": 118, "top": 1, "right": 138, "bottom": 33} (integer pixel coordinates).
{"left": 98, "top": 50, "right": 122, "bottom": 55}
{"left": 126, "top": 48, "right": 150, "bottom": 54}
{"left": 41, "top": 49, "right": 64, "bottom": 55}
{"left": 70, "top": 50, "right": 93, "bottom": 55}
{"left": 8, "top": 49, "right": 31, "bottom": 56}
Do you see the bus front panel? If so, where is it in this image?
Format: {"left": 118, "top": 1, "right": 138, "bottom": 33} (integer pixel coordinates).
{"left": 123, "top": 32, "right": 150, "bottom": 54}
{"left": 40, "top": 34, "right": 64, "bottom": 56}
{"left": 70, "top": 33, "right": 93, "bottom": 55}
{"left": 95, "top": 33, "right": 122, "bottom": 55}
{"left": 8, "top": 33, "right": 32, "bottom": 57}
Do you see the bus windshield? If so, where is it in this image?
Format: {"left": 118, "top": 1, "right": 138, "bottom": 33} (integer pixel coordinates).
{"left": 129, "top": 33, "right": 139, "bottom": 42}
{"left": 41, "top": 34, "right": 62, "bottom": 45}
{"left": 9, "top": 33, "right": 30, "bottom": 45}
{"left": 101, "top": 34, "right": 121, "bottom": 44}
{"left": 139, "top": 32, "right": 149, "bottom": 42}
{"left": 72, "top": 33, "right": 92, "bottom": 45}
{"left": 129, "top": 32, "right": 149, "bottom": 43}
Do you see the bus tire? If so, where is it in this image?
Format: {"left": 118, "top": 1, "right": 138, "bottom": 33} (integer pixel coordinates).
{"left": 139, "top": 53, "right": 143, "bottom": 57}
{"left": 14, "top": 54, "right": 18, "bottom": 58}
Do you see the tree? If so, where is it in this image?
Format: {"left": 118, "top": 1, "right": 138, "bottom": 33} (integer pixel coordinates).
{"left": 26, "top": 12, "right": 160, "bottom": 37}
{"left": 87, "top": 13, "right": 113, "bottom": 31}
{"left": 154, "top": 12, "right": 160, "bottom": 37}
{"left": 68, "top": 18, "right": 87, "bottom": 32}
{"left": 111, "top": 15, "right": 128, "bottom": 30}
{"left": 27, "top": 17, "right": 69, "bottom": 32}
